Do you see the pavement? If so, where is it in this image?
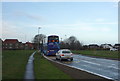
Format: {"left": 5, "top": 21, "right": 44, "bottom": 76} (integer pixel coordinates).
{"left": 24, "top": 51, "right": 36, "bottom": 80}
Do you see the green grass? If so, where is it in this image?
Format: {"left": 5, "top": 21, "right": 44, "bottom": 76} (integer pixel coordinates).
{"left": 2, "top": 50, "right": 35, "bottom": 79}
{"left": 34, "top": 52, "right": 72, "bottom": 79}
{"left": 72, "top": 50, "right": 119, "bottom": 59}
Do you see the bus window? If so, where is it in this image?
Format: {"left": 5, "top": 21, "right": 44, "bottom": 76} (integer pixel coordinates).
{"left": 48, "top": 35, "right": 59, "bottom": 43}
{"left": 52, "top": 40, "right": 55, "bottom": 42}
{"left": 55, "top": 40, "right": 58, "bottom": 42}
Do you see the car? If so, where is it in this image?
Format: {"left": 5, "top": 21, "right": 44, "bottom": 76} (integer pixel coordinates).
{"left": 110, "top": 48, "right": 118, "bottom": 51}
{"left": 56, "top": 49, "right": 73, "bottom": 61}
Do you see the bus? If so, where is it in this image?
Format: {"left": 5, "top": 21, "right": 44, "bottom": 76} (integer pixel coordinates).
{"left": 43, "top": 35, "right": 60, "bottom": 56}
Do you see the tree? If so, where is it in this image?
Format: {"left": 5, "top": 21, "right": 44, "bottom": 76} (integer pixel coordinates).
{"left": 32, "top": 34, "right": 46, "bottom": 49}
{"left": 74, "top": 40, "right": 82, "bottom": 50}
{"left": 60, "top": 36, "right": 82, "bottom": 50}
{"left": 33, "top": 34, "right": 46, "bottom": 43}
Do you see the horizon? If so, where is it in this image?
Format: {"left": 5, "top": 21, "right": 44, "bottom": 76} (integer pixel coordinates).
{"left": 1, "top": 37, "right": 119, "bottom": 46}
{"left": 1, "top": 2, "right": 118, "bottom": 45}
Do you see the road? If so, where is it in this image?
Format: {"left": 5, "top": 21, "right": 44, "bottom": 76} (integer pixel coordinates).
{"left": 47, "top": 54, "right": 120, "bottom": 81}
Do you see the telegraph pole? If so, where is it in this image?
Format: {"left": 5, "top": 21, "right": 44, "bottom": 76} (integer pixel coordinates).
{"left": 38, "top": 27, "right": 41, "bottom": 50}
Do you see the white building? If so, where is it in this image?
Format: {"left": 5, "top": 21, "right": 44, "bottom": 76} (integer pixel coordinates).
{"left": 101, "top": 44, "right": 117, "bottom": 51}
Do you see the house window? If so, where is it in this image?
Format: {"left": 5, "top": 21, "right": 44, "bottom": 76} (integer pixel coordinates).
{"left": 16, "top": 43, "right": 19, "bottom": 46}
{"left": 25, "top": 44, "right": 28, "bottom": 46}
{"left": 9, "top": 47, "right": 12, "bottom": 48}
{"left": 10, "top": 43, "right": 13, "bottom": 46}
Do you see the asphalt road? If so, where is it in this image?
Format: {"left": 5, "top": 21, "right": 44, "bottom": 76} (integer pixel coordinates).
{"left": 47, "top": 54, "right": 120, "bottom": 81}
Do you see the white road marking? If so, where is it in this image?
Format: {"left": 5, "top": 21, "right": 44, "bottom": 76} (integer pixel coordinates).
{"left": 107, "top": 66, "right": 119, "bottom": 70}
{"left": 81, "top": 60, "right": 101, "bottom": 66}
{"left": 73, "top": 54, "right": 120, "bottom": 70}
{"left": 80, "top": 60, "right": 119, "bottom": 70}
{"left": 72, "top": 59, "right": 119, "bottom": 76}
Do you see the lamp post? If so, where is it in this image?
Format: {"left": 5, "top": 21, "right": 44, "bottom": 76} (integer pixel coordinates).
{"left": 65, "top": 35, "right": 67, "bottom": 39}
{"left": 61, "top": 38, "right": 62, "bottom": 42}
{"left": 38, "top": 27, "right": 41, "bottom": 50}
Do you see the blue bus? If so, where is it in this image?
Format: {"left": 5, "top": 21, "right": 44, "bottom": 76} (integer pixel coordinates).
{"left": 43, "top": 35, "right": 60, "bottom": 56}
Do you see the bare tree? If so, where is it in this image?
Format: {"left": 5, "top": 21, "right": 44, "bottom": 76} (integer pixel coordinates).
{"left": 32, "top": 34, "right": 46, "bottom": 49}
{"left": 60, "top": 36, "right": 82, "bottom": 50}
{"left": 33, "top": 34, "right": 46, "bottom": 43}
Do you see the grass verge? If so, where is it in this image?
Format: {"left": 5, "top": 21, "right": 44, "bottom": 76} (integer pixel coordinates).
{"left": 72, "top": 50, "right": 119, "bottom": 59}
{"left": 2, "top": 50, "right": 35, "bottom": 79}
{"left": 34, "top": 51, "right": 73, "bottom": 79}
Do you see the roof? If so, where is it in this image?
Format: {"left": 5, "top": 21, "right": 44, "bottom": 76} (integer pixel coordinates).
{"left": 4, "top": 39, "right": 19, "bottom": 43}
{"left": 25, "top": 42, "right": 33, "bottom": 47}
{"left": 101, "top": 44, "right": 112, "bottom": 46}
{"left": 114, "top": 44, "right": 120, "bottom": 46}
{"left": 89, "top": 44, "right": 99, "bottom": 46}
{"left": 0, "top": 39, "right": 3, "bottom": 42}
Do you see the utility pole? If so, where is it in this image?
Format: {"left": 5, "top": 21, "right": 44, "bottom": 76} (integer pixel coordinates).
{"left": 61, "top": 38, "right": 62, "bottom": 42}
{"left": 38, "top": 27, "right": 41, "bottom": 50}
{"left": 65, "top": 35, "right": 67, "bottom": 39}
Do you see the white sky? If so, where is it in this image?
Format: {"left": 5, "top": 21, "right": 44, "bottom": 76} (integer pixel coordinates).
{"left": 1, "top": 0, "right": 119, "bottom": 45}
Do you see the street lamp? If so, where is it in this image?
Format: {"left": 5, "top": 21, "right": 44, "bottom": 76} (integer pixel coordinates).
{"left": 61, "top": 38, "right": 62, "bottom": 42}
{"left": 65, "top": 35, "right": 67, "bottom": 39}
{"left": 38, "top": 27, "right": 41, "bottom": 50}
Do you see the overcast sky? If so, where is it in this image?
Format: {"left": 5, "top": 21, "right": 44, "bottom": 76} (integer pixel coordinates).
{"left": 1, "top": 2, "right": 118, "bottom": 45}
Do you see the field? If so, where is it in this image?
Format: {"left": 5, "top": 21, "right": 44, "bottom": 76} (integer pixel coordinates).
{"left": 2, "top": 50, "right": 35, "bottom": 79}
{"left": 2, "top": 50, "right": 73, "bottom": 80}
{"left": 34, "top": 51, "right": 72, "bottom": 79}
{"left": 72, "top": 50, "right": 119, "bottom": 59}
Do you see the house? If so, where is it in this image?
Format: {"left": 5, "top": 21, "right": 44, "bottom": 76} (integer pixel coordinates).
{"left": 101, "top": 44, "right": 113, "bottom": 49}
{"left": 0, "top": 38, "right": 3, "bottom": 50}
{"left": 100, "top": 44, "right": 117, "bottom": 51}
{"left": 24, "top": 42, "right": 34, "bottom": 50}
{"left": 2, "top": 39, "right": 36, "bottom": 50}
{"left": 19, "top": 42, "right": 25, "bottom": 50}
{"left": 114, "top": 44, "right": 120, "bottom": 50}
{"left": 89, "top": 44, "right": 99, "bottom": 49}
{"left": 3, "top": 39, "right": 20, "bottom": 50}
